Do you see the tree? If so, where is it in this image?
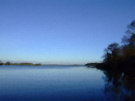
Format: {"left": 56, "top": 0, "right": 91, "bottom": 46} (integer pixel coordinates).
{"left": 0, "top": 61, "right": 3, "bottom": 65}
{"left": 122, "top": 21, "right": 135, "bottom": 58}
{"left": 5, "top": 62, "right": 11, "bottom": 65}
{"left": 103, "top": 43, "right": 119, "bottom": 63}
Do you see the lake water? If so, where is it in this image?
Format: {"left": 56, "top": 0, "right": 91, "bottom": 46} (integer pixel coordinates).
{"left": 0, "top": 65, "right": 131, "bottom": 101}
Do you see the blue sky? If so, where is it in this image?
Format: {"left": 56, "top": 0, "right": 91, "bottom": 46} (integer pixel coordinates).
{"left": 0, "top": 0, "right": 135, "bottom": 64}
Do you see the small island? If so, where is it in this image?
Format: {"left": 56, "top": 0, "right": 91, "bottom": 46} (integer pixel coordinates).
{"left": 0, "top": 61, "right": 41, "bottom": 66}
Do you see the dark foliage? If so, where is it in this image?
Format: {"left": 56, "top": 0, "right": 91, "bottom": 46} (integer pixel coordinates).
{"left": 0, "top": 61, "right": 3, "bottom": 65}
{"left": 85, "top": 63, "right": 99, "bottom": 67}
{"left": 0, "top": 61, "right": 41, "bottom": 66}
{"left": 97, "top": 20, "right": 135, "bottom": 77}
{"left": 5, "top": 62, "right": 11, "bottom": 65}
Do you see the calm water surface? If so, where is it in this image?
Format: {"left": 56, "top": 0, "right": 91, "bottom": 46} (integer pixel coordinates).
{"left": 0, "top": 65, "right": 130, "bottom": 101}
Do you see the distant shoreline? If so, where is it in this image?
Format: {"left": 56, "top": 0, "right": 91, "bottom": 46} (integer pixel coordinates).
{"left": 0, "top": 61, "right": 84, "bottom": 66}
{"left": 0, "top": 62, "right": 41, "bottom": 66}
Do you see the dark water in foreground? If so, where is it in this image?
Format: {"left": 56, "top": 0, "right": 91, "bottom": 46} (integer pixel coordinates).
{"left": 0, "top": 65, "right": 134, "bottom": 101}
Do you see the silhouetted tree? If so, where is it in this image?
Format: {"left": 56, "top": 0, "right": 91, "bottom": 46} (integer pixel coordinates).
{"left": 103, "top": 43, "right": 119, "bottom": 63}
{"left": 5, "top": 61, "right": 11, "bottom": 65}
{"left": 0, "top": 61, "right": 3, "bottom": 65}
{"left": 100, "top": 20, "right": 135, "bottom": 73}
{"left": 121, "top": 20, "right": 135, "bottom": 58}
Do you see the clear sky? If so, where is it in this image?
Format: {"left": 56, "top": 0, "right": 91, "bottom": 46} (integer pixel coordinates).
{"left": 0, "top": 0, "right": 135, "bottom": 64}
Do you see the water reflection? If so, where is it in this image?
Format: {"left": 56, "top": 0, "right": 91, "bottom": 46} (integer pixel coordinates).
{"left": 0, "top": 66, "right": 105, "bottom": 101}
{"left": 1, "top": 65, "right": 135, "bottom": 101}
{"left": 103, "top": 69, "right": 135, "bottom": 101}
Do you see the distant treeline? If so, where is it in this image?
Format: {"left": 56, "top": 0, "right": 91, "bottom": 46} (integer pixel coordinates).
{"left": 87, "top": 20, "right": 135, "bottom": 76}
{"left": 0, "top": 61, "right": 41, "bottom": 66}
{"left": 85, "top": 63, "right": 99, "bottom": 67}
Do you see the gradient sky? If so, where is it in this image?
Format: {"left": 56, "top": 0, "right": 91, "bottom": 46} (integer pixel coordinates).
{"left": 0, "top": 0, "right": 135, "bottom": 64}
